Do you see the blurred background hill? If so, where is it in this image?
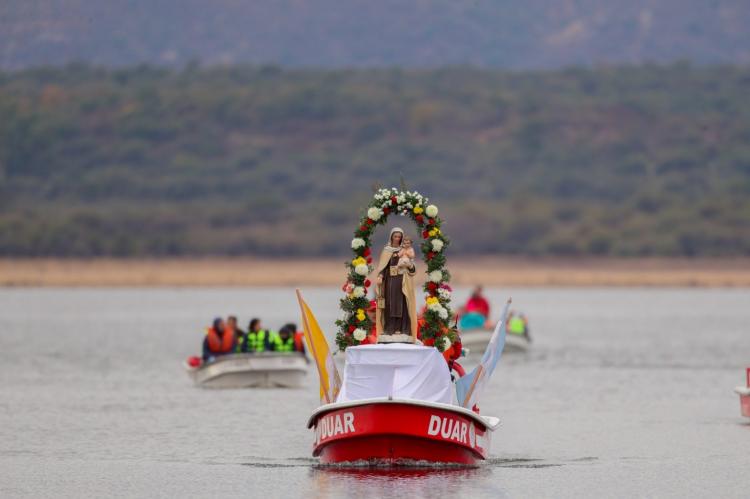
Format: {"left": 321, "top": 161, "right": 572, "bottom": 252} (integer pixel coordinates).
{"left": 2, "top": 1, "right": 750, "bottom": 69}
{"left": 0, "top": 1, "right": 749, "bottom": 259}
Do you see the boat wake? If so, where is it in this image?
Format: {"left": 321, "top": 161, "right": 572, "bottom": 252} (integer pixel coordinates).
{"left": 484, "top": 457, "right": 562, "bottom": 469}
{"left": 312, "top": 458, "right": 479, "bottom": 469}
{"left": 232, "top": 455, "right": 591, "bottom": 470}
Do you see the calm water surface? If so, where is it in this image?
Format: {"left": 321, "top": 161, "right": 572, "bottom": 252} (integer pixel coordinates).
{"left": 1, "top": 287, "right": 748, "bottom": 498}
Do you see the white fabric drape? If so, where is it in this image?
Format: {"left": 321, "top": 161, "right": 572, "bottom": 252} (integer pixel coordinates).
{"left": 336, "top": 344, "right": 452, "bottom": 404}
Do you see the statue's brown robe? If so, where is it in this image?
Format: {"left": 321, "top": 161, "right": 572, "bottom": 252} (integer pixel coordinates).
{"left": 375, "top": 248, "right": 417, "bottom": 341}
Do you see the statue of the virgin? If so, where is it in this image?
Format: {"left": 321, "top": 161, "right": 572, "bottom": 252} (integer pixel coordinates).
{"left": 375, "top": 227, "right": 418, "bottom": 343}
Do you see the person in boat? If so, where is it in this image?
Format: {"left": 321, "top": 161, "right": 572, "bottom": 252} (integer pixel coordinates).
{"left": 288, "top": 322, "right": 308, "bottom": 353}
{"left": 506, "top": 311, "right": 531, "bottom": 341}
{"left": 375, "top": 227, "right": 418, "bottom": 343}
{"left": 465, "top": 285, "right": 490, "bottom": 318}
{"left": 202, "top": 317, "right": 237, "bottom": 362}
{"left": 459, "top": 285, "right": 491, "bottom": 330}
{"left": 271, "top": 323, "right": 305, "bottom": 353}
{"left": 242, "top": 318, "right": 271, "bottom": 353}
{"left": 226, "top": 315, "right": 244, "bottom": 352}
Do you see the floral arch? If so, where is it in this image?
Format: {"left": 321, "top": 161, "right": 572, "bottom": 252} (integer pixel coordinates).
{"left": 336, "top": 187, "right": 457, "bottom": 352}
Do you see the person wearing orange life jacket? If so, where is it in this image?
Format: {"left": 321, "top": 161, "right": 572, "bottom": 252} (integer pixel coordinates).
{"left": 202, "top": 317, "right": 237, "bottom": 362}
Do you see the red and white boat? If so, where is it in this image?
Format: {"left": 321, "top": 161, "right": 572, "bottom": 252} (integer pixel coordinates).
{"left": 307, "top": 397, "right": 499, "bottom": 465}
{"left": 305, "top": 343, "right": 500, "bottom": 465}
{"left": 735, "top": 367, "right": 750, "bottom": 418}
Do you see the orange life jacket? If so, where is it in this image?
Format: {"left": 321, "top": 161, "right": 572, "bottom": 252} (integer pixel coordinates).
{"left": 293, "top": 331, "right": 304, "bottom": 352}
{"left": 207, "top": 327, "right": 235, "bottom": 353}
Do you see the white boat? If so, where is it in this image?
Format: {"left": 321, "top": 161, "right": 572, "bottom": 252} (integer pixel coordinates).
{"left": 184, "top": 352, "right": 308, "bottom": 388}
{"left": 459, "top": 328, "right": 530, "bottom": 354}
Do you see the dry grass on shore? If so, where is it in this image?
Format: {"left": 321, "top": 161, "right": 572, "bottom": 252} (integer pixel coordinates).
{"left": 2, "top": 257, "right": 750, "bottom": 287}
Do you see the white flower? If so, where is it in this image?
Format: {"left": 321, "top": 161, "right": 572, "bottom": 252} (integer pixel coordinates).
{"left": 425, "top": 204, "right": 439, "bottom": 218}
{"left": 438, "top": 288, "right": 451, "bottom": 300}
{"left": 441, "top": 336, "right": 452, "bottom": 350}
{"left": 428, "top": 270, "right": 443, "bottom": 283}
{"left": 367, "top": 207, "right": 382, "bottom": 221}
{"left": 353, "top": 328, "right": 367, "bottom": 341}
{"left": 397, "top": 194, "right": 406, "bottom": 204}
{"left": 351, "top": 238, "right": 365, "bottom": 249}
{"left": 355, "top": 264, "right": 370, "bottom": 276}
{"left": 431, "top": 239, "right": 444, "bottom": 252}
{"left": 352, "top": 286, "right": 365, "bottom": 298}
{"left": 428, "top": 303, "right": 449, "bottom": 320}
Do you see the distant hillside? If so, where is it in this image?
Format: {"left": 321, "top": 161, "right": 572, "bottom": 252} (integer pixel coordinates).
{"left": 2, "top": 1, "right": 750, "bottom": 69}
{"left": 1, "top": 64, "right": 749, "bottom": 257}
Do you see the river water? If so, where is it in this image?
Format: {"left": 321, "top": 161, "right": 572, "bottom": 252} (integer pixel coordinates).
{"left": 1, "top": 286, "right": 748, "bottom": 498}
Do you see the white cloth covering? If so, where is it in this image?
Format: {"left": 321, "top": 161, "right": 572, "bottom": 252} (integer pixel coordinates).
{"left": 336, "top": 344, "right": 452, "bottom": 404}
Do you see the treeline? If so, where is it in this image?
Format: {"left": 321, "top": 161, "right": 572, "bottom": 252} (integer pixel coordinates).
{"left": 1, "top": 63, "right": 749, "bottom": 257}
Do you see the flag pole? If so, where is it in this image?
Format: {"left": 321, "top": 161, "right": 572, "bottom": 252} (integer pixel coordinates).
{"left": 461, "top": 364, "right": 484, "bottom": 407}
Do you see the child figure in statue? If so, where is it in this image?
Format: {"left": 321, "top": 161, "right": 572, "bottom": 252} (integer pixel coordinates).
{"left": 397, "top": 236, "right": 415, "bottom": 272}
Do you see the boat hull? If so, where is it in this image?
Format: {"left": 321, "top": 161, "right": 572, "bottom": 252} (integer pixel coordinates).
{"left": 308, "top": 399, "right": 499, "bottom": 465}
{"left": 459, "top": 329, "right": 530, "bottom": 354}
{"left": 185, "top": 353, "right": 307, "bottom": 388}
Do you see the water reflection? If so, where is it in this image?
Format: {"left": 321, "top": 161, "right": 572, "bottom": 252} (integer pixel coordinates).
{"left": 309, "top": 464, "right": 504, "bottom": 499}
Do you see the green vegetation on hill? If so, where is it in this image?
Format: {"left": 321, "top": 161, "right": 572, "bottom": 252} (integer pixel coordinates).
{"left": 1, "top": 63, "right": 749, "bottom": 257}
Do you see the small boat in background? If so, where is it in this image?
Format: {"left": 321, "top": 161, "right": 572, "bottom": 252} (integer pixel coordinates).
{"left": 735, "top": 367, "right": 750, "bottom": 418}
{"left": 459, "top": 328, "right": 530, "bottom": 354}
{"left": 184, "top": 352, "right": 307, "bottom": 389}
{"left": 458, "top": 308, "right": 531, "bottom": 355}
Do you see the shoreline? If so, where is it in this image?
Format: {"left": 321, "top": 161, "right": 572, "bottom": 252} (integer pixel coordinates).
{"left": 2, "top": 257, "right": 750, "bottom": 287}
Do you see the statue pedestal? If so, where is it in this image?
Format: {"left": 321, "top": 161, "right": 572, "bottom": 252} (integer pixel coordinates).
{"left": 377, "top": 333, "right": 415, "bottom": 344}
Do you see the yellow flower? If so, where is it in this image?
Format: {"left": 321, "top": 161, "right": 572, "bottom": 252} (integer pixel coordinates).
{"left": 413, "top": 206, "right": 424, "bottom": 215}
{"left": 428, "top": 228, "right": 441, "bottom": 237}
{"left": 425, "top": 296, "right": 439, "bottom": 305}
{"left": 356, "top": 308, "right": 366, "bottom": 321}
{"left": 352, "top": 256, "right": 366, "bottom": 267}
